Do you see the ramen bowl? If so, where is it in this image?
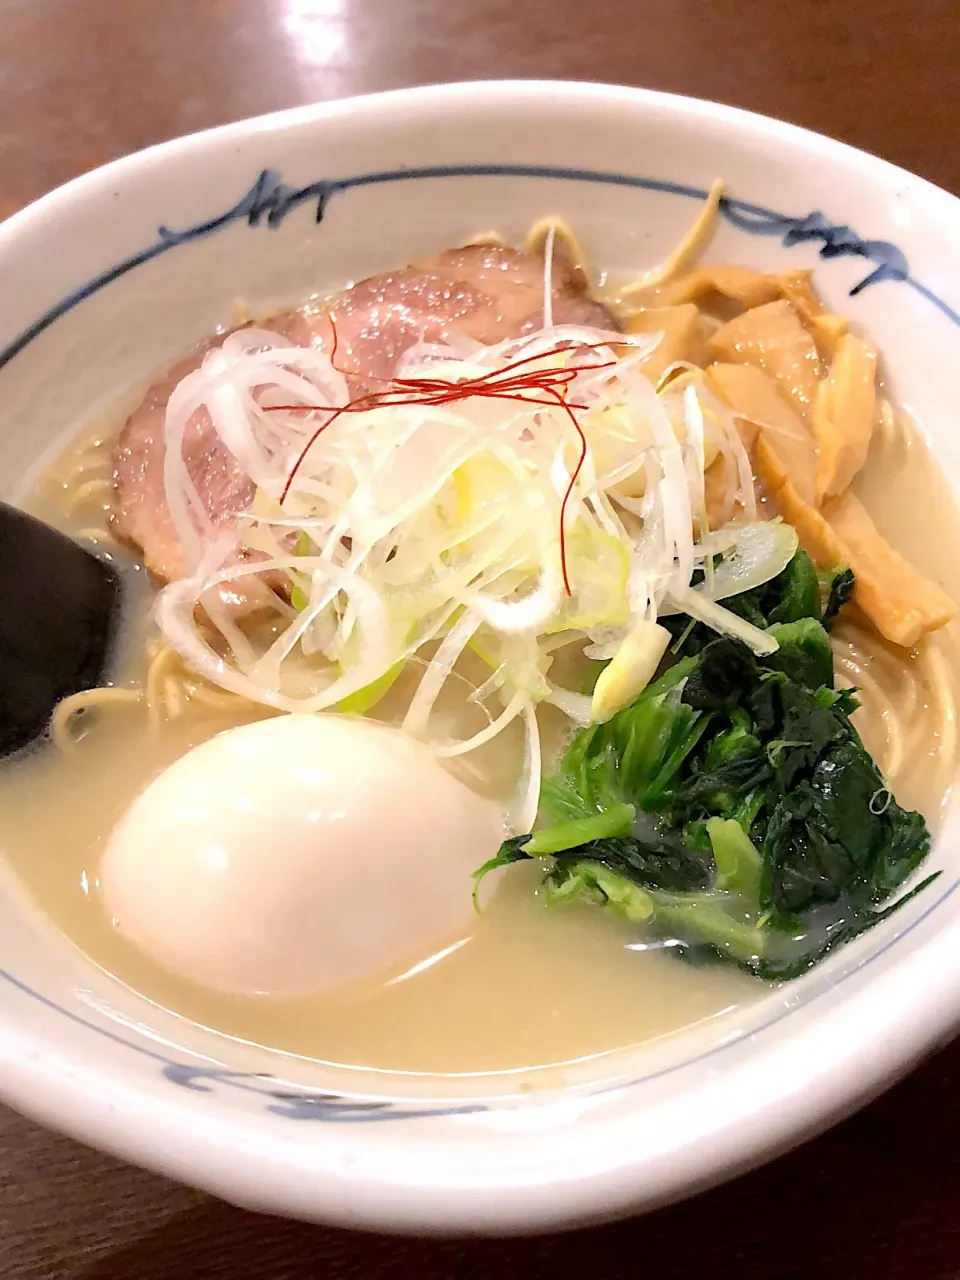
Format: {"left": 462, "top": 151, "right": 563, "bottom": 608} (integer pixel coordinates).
{"left": 0, "top": 80, "right": 959, "bottom": 1234}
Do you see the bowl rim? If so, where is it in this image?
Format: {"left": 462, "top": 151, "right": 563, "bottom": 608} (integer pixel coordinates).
{"left": 1, "top": 77, "right": 959, "bottom": 1234}
{"left": 2, "top": 77, "right": 958, "bottom": 253}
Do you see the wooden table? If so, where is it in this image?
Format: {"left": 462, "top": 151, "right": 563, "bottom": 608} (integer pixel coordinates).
{"left": 1, "top": 1, "right": 959, "bottom": 1275}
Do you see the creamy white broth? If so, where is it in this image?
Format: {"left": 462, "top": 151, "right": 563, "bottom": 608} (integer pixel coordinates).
{"left": 1, "top": 313, "right": 958, "bottom": 1076}
{"left": 0, "top": 425, "right": 759, "bottom": 1075}
{"left": 0, "top": 640, "right": 753, "bottom": 1074}
{"left": 839, "top": 410, "right": 960, "bottom": 822}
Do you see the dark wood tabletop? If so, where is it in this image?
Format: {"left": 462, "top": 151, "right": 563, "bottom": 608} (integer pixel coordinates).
{"left": 1, "top": 1, "right": 959, "bottom": 1276}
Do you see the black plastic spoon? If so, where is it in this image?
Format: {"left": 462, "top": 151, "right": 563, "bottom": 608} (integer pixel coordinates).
{"left": 0, "top": 502, "right": 122, "bottom": 757}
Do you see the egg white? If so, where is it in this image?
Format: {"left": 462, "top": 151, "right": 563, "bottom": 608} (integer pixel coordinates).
{"left": 99, "top": 713, "right": 505, "bottom": 998}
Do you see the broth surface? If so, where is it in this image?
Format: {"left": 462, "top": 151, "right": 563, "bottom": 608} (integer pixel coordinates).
{"left": 0, "top": 357, "right": 957, "bottom": 1079}
{"left": 0, "top": 685, "right": 754, "bottom": 1075}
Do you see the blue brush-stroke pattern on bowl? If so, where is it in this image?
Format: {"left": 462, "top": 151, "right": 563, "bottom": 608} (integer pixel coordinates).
{"left": 0, "top": 162, "right": 957, "bottom": 1122}
{"left": 0, "top": 162, "right": 957, "bottom": 377}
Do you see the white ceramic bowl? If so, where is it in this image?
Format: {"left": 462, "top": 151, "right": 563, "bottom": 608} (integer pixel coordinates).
{"left": 1, "top": 81, "right": 959, "bottom": 1235}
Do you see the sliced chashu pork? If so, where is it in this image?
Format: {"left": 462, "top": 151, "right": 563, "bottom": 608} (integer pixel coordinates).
{"left": 112, "top": 243, "right": 617, "bottom": 592}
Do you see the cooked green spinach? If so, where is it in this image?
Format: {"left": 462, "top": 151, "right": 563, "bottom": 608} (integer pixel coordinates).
{"left": 477, "top": 553, "right": 935, "bottom": 981}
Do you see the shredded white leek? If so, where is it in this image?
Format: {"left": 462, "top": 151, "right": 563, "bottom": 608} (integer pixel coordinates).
{"left": 155, "top": 310, "right": 773, "bottom": 800}
{"left": 667, "top": 588, "right": 779, "bottom": 657}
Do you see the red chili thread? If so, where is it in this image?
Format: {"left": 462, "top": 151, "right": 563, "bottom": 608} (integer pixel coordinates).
{"left": 547, "top": 385, "right": 589, "bottom": 597}
{"left": 389, "top": 339, "right": 617, "bottom": 392}
{"left": 327, "top": 313, "right": 346, "bottom": 377}
{"left": 271, "top": 340, "right": 620, "bottom": 594}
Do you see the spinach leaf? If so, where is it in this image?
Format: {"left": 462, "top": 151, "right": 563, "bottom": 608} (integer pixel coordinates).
{"left": 764, "top": 549, "right": 821, "bottom": 624}
{"left": 680, "top": 637, "right": 758, "bottom": 711}
{"left": 541, "top": 657, "right": 707, "bottom": 819}
{"left": 821, "top": 567, "right": 856, "bottom": 630}
{"left": 728, "top": 548, "right": 822, "bottom": 628}
{"left": 751, "top": 872, "right": 939, "bottom": 980}
{"left": 522, "top": 804, "right": 635, "bottom": 854}
{"left": 707, "top": 816, "right": 763, "bottom": 901}
{"left": 547, "top": 860, "right": 768, "bottom": 965}
{"left": 552, "top": 828, "right": 712, "bottom": 894}
{"left": 765, "top": 617, "right": 834, "bottom": 690}
{"left": 684, "top": 712, "right": 770, "bottom": 813}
